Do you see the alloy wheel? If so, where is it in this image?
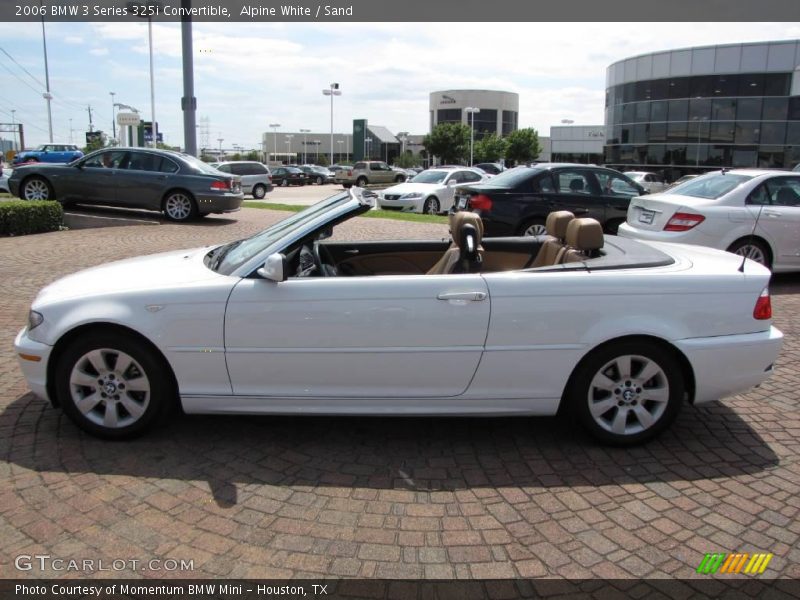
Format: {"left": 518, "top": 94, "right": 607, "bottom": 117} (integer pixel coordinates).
{"left": 23, "top": 178, "right": 50, "bottom": 201}
{"left": 165, "top": 194, "right": 193, "bottom": 221}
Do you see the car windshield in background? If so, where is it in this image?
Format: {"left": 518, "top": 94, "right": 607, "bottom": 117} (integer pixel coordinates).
{"left": 181, "top": 153, "right": 223, "bottom": 175}
{"left": 664, "top": 173, "right": 753, "bottom": 200}
{"left": 481, "top": 167, "right": 543, "bottom": 187}
{"left": 411, "top": 171, "right": 448, "bottom": 184}
{"left": 209, "top": 191, "right": 352, "bottom": 275}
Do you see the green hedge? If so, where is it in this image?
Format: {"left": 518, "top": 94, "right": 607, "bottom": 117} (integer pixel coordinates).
{"left": 0, "top": 200, "right": 64, "bottom": 236}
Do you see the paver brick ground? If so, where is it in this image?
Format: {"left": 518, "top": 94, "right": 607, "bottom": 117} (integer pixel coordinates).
{"left": 0, "top": 207, "right": 799, "bottom": 579}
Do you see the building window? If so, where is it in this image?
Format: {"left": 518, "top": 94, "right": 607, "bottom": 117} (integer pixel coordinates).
{"left": 502, "top": 111, "right": 517, "bottom": 135}
{"left": 437, "top": 108, "right": 462, "bottom": 124}
{"left": 471, "top": 109, "right": 497, "bottom": 138}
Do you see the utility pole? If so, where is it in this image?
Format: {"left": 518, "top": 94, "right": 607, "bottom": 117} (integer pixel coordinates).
{"left": 87, "top": 105, "right": 94, "bottom": 132}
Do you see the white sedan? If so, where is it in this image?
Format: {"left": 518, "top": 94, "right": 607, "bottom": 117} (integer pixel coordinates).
{"left": 378, "top": 167, "right": 488, "bottom": 214}
{"left": 15, "top": 189, "right": 783, "bottom": 445}
{"left": 619, "top": 169, "right": 800, "bottom": 272}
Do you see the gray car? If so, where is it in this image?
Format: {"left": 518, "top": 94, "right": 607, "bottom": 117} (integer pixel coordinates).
{"left": 212, "top": 161, "right": 273, "bottom": 198}
{"left": 9, "top": 148, "right": 243, "bottom": 222}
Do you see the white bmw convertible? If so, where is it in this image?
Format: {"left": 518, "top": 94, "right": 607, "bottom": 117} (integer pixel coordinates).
{"left": 15, "top": 189, "right": 783, "bottom": 445}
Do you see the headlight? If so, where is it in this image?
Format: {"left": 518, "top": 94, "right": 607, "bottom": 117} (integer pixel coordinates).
{"left": 28, "top": 310, "right": 44, "bottom": 330}
{"left": 401, "top": 193, "right": 423, "bottom": 199}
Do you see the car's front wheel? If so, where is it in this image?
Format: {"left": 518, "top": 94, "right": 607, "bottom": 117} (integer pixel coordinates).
{"left": 21, "top": 176, "right": 53, "bottom": 201}
{"left": 315, "top": 176, "right": 323, "bottom": 185}
{"left": 163, "top": 191, "right": 198, "bottom": 222}
{"left": 55, "top": 332, "right": 175, "bottom": 439}
{"left": 252, "top": 184, "right": 267, "bottom": 199}
{"left": 565, "top": 340, "right": 683, "bottom": 446}
{"left": 728, "top": 238, "right": 771, "bottom": 269}
{"left": 356, "top": 177, "right": 368, "bottom": 187}
{"left": 280, "top": 179, "right": 288, "bottom": 187}
{"left": 423, "top": 197, "right": 440, "bottom": 214}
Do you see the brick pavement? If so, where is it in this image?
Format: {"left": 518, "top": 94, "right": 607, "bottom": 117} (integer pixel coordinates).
{"left": 0, "top": 207, "right": 798, "bottom": 580}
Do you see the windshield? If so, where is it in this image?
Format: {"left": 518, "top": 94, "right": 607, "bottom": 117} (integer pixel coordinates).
{"left": 181, "top": 153, "right": 225, "bottom": 175}
{"left": 664, "top": 173, "right": 753, "bottom": 199}
{"left": 411, "top": 170, "right": 448, "bottom": 184}
{"left": 209, "top": 191, "right": 353, "bottom": 275}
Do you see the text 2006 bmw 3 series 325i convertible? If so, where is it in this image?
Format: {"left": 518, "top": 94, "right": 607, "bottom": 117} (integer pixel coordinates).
{"left": 15, "top": 189, "right": 783, "bottom": 445}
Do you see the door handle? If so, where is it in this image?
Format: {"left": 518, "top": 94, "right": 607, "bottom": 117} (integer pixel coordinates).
{"left": 763, "top": 210, "right": 781, "bottom": 218}
{"left": 344, "top": 249, "right": 359, "bottom": 254}
{"left": 437, "top": 291, "right": 487, "bottom": 301}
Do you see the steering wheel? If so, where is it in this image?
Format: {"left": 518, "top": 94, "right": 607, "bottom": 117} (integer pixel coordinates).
{"left": 313, "top": 241, "right": 338, "bottom": 277}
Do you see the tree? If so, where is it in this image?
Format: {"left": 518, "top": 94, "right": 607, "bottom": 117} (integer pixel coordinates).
{"left": 317, "top": 154, "right": 330, "bottom": 166}
{"left": 394, "top": 151, "right": 422, "bottom": 168}
{"left": 245, "top": 151, "right": 260, "bottom": 161}
{"left": 473, "top": 134, "right": 507, "bottom": 163}
{"left": 505, "top": 128, "right": 542, "bottom": 165}
{"left": 423, "top": 123, "right": 471, "bottom": 164}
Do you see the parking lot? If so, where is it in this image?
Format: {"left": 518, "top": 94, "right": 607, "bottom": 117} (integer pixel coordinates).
{"left": 0, "top": 207, "right": 799, "bottom": 581}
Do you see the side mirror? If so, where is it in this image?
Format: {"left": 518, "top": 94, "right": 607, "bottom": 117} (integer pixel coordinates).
{"left": 446, "top": 179, "right": 458, "bottom": 187}
{"left": 257, "top": 253, "right": 287, "bottom": 282}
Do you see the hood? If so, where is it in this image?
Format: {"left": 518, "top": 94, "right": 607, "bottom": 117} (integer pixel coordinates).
{"left": 382, "top": 181, "right": 445, "bottom": 195}
{"left": 34, "top": 246, "right": 225, "bottom": 306}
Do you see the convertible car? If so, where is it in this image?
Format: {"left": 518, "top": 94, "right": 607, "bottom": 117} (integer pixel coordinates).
{"left": 15, "top": 189, "right": 783, "bottom": 445}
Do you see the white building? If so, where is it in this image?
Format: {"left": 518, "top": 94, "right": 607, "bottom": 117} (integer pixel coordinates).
{"left": 429, "top": 90, "right": 519, "bottom": 138}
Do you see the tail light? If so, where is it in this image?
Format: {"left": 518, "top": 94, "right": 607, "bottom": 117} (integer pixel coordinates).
{"left": 469, "top": 194, "right": 493, "bottom": 212}
{"left": 753, "top": 288, "right": 772, "bottom": 320}
{"left": 210, "top": 180, "right": 228, "bottom": 191}
{"left": 664, "top": 212, "right": 705, "bottom": 231}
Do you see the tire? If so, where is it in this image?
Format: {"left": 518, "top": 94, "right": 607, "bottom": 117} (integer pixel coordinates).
{"left": 727, "top": 238, "right": 771, "bottom": 269}
{"left": 342, "top": 184, "right": 352, "bottom": 189}
{"left": 163, "top": 191, "right": 198, "bottom": 222}
{"left": 315, "top": 176, "right": 323, "bottom": 185}
{"left": 422, "top": 196, "right": 440, "bottom": 215}
{"left": 394, "top": 175, "right": 405, "bottom": 183}
{"left": 21, "top": 176, "right": 53, "bottom": 201}
{"left": 252, "top": 184, "right": 267, "bottom": 199}
{"left": 565, "top": 340, "right": 684, "bottom": 446}
{"left": 519, "top": 218, "right": 547, "bottom": 237}
{"left": 356, "top": 177, "right": 368, "bottom": 187}
{"left": 54, "top": 331, "right": 175, "bottom": 439}
{"left": 280, "top": 178, "right": 288, "bottom": 187}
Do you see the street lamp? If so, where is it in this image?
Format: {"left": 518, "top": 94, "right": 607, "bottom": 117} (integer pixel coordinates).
{"left": 269, "top": 123, "right": 280, "bottom": 162}
{"left": 365, "top": 137, "right": 372, "bottom": 159}
{"left": 299, "top": 129, "right": 310, "bottom": 164}
{"left": 285, "top": 134, "right": 294, "bottom": 163}
{"left": 110, "top": 91, "right": 116, "bottom": 141}
{"left": 128, "top": 1, "right": 162, "bottom": 147}
{"left": 322, "top": 83, "right": 341, "bottom": 166}
{"left": 560, "top": 119, "right": 574, "bottom": 124}
{"left": 11, "top": 109, "right": 17, "bottom": 151}
{"left": 465, "top": 107, "right": 480, "bottom": 166}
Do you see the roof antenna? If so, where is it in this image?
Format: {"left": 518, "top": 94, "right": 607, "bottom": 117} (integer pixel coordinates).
{"left": 738, "top": 201, "right": 766, "bottom": 273}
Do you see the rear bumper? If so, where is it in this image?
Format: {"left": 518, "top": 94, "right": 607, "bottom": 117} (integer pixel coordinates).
{"left": 675, "top": 326, "right": 783, "bottom": 405}
{"left": 195, "top": 192, "right": 244, "bottom": 214}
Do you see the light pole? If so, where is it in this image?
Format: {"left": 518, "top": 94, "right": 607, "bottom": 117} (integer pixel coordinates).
{"left": 299, "top": 128, "right": 310, "bottom": 164}
{"left": 40, "top": 17, "right": 53, "bottom": 142}
{"left": 365, "top": 137, "right": 372, "bottom": 159}
{"left": 313, "top": 140, "right": 320, "bottom": 163}
{"left": 285, "top": 134, "right": 294, "bottom": 163}
{"left": 217, "top": 137, "right": 223, "bottom": 155}
{"left": 269, "top": 123, "right": 280, "bottom": 162}
{"left": 560, "top": 119, "right": 574, "bottom": 124}
{"left": 322, "top": 83, "right": 341, "bottom": 166}
{"left": 127, "top": 2, "right": 162, "bottom": 147}
{"left": 68, "top": 118, "right": 73, "bottom": 144}
{"left": 465, "top": 107, "right": 480, "bottom": 166}
{"left": 693, "top": 116, "right": 708, "bottom": 166}
{"left": 110, "top": 92, "right": 116, "bottom": 141}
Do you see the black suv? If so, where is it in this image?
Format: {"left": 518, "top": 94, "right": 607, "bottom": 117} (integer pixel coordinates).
{"left": 454, "top": 163, "right": 645, "bottom": 236}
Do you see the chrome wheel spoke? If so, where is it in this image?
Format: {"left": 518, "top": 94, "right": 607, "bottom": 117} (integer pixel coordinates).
{"left": 636, "top": 360, "right": 662, "bottom": 384}
{"left": 114, "top": 354, "right": 133, "bottom": 377}
{"left": 124, "top": 376, "right": 149, "bottom": 392}
{"left": 611, "top": 407, "right": 628, "bottom": 435}
{"left": 70, "top": 370, "right": 97, "bottom": 388}
{"left": 614, "top": 355, "right": 632, "bottom": 380}
{"left": 84, "top": 349, "right": 109, "bottom": 374}
{"left": 120, "top": 396, "right": 146, "bottom": 419}
{"left": 75, "top": 392, "right": 102, "bottom": 415}
{"left": 589, "top": 397, "right": 617, "bottom": 418}
{"left": 641, "top": 385, "right": 670, "bottom": 404}
{"left": 632, "top": 404, "right": 655, "bottom": 429}
{"left": 103, "top": 404, "right": 120, "bottom": 428}
{"left": 591, "top": 372, "right": 617, "bottom": 393}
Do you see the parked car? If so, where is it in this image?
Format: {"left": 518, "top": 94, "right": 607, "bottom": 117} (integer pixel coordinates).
{"left": 618, "top": 169, "right": 800, "bottom": 272}
{"left": 271, "top": 166, "right": 307, "bottom": 187}
{"left": 13, "top": 144, "right": 83, "bottom": 165}
{"left": 0, "top": 168, "right": 12, "bottom": 193}
{"left": 379, "top": 167, "right": 488, "bottom": 214}
{"left": 15, "top": 188, "right": 782, "bottom": 445}
{"left": 473, "top": 162, "right": 505, "bottom": 175}
{"left": 300, "top": 165, "right": 334, "bottom": 185}
{"left": 454, "top": 163, "right": 645, "bottom": 236}
{"left": 8, "top": 147, "right": 243, "bottom": 221}
{"left": 624, "top": 171, "right": 667, "bottom": 193}
{"left": 334, "top": 161, "right": 406, "bottom": 187}
{"left": 212, "top": 161, "right": 272, "bottom": 199}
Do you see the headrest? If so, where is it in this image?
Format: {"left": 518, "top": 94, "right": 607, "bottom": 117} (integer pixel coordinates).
{"left": 545, "top": 211, "right": 575, "bottom": 240}
{"left": 452, "top": 211, "right": 483, "bottom": 249}
{"left": 565, "top": 218, "right": 604, "bottom": 252}
{"left": 569, "top": 179, "right": 584, "bottom": 192}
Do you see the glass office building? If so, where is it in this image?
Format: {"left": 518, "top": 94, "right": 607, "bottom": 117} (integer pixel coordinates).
{"left": 604, "top": 41, "right": 800, "bottom": 178}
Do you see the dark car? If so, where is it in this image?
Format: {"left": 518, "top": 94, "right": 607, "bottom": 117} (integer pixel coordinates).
{"left": 9, "top": 147, "right": 243, "bottom": 222}
{"left": 300, "top": 165, "right": 334, "bottom": 185}
{"left": 454, "top": 163, "right": 645, "bottom": 236}
{"left": 271, "top": 166, "right": 307, "bottom": 186}
{"left": 473, "top": 162, "right": 505, "bottom": 175}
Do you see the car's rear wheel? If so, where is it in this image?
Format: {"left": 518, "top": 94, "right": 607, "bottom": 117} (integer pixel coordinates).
{"left": 55, "top": 332, "right": 175, "bottom": 439}
{"left": 342, "top": 184, "right": 352, "bottom": 189}
{"left": 21, "top": 176, "right": 53, "bottom": 201}
{"left": 423, "top": 197, "right": 440, "bottom": 214}
{"left": 252, "top": 184, "right": 267, "bottom": 199}
{"left": 519, "top": 218, "right": 546, "bottom": 236}
{"left": 356, "top": 177, "right": 368, "bottom": 187}
{"left": 163, "top": 191, "right": 198, "bottom": 222}
{"left": 727, "top": 238, "right": 771, "bottom": 269}
{"left": 316, "top": 176, "right": 323, "bottom": 185}
{"left": 566, "top": 340, "right": 683, "bottom": 446}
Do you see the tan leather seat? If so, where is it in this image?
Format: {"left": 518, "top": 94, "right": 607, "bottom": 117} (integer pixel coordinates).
{"left": 427, "top": 211, "right": 484, "bottom": 274}
{"left": 528, "top": 210, "right": 575, "bottom": 268}
{"left": 561, "top": 218, "right": 604, "bottom": 263}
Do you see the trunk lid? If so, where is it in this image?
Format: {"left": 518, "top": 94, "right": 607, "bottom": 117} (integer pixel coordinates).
{"left": 627, "top": 193, "right": 715, "bottom": 231}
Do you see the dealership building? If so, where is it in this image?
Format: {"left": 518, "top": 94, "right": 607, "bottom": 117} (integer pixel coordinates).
{"left": 429, "top": 90, "right": 519, "bottom": 139}
{"left": 603, "top": 40, "right": 800, "bottom": 177}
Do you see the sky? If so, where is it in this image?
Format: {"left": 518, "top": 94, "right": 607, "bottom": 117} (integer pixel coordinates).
{"left": 1, "top": 21, "right": 799, "bottom": 151}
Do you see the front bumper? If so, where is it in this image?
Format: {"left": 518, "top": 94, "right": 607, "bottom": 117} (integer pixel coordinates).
{"left": 14, "top": 328, "right": 53, "bottom": 403}
{"left": 378, "top": 197, "right": 423, "bottom": 212}
{"left": 195, "top": 192, "right": 244, "bottom": 214}
{"left": 675, "top": 326, "right": 784, "bottom": 405}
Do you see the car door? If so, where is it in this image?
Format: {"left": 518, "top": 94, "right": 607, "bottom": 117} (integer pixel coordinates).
{"left": 114, "top": 151, "right": 177, "bottom": 210}
{"left": 760, "top": 176, "right": 800, "bottom": 269}
{"left": 550, "top": 168, "right": 607, "bottom": 223}
{"left": 224, "top": 273, "right": 490, "bottom": 398}
{"left": 375, "top": 162, "right": 393, "bottom": 184}
{"left": 66, "top": 150, "right": 128, "bottom": 204}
